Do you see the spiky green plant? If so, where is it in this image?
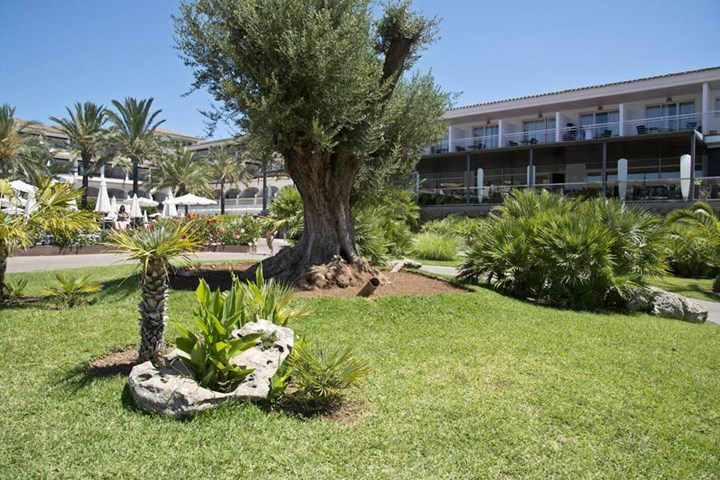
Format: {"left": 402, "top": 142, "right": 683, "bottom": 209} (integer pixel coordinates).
{"left": 285, "top": 339, "right": 371, "bottom": 412}
{"left": 110, "top": 222, "right": 203, "bottom": 363}
{"left": 45, "top": 273, "right": 102, "bottom": 308}
{"left": 264, "top": 187, "right": 304, "bottom": 242}
{"left": 105, "top": 97, "right": 165, "bottom": 196}
{"left": 665, "top": 201, "right": 720, "bottom": 282}
{"left": 173, "top": 278, "right": 261, "bottom": 392}
{"left": 50, "top": 102, "right": 107, "bottom": 209}
{"left": 3, "top": 278, "right": 28, "bottom": 301}
{"left": 241, "top": 264, "right": 308, "bottom": 326}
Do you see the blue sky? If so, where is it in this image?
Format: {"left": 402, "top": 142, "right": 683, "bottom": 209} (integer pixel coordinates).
{"left": 2, "top": 0, "right": 719, "bottom": 139}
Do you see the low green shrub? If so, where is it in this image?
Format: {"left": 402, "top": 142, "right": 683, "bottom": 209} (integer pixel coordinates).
{"left": 3, "top": 278, "right": 28, "bottom": 300}
{"left": 459, "top": 190, "right": 667, "bottom": 310}
{"left": 44, "top": 273, "right": 102, "bottom": 308}
{"left": 665, "top": 202, "right": 719, "bottom": 278}
{"left": 413, "top": 232, "right": 461, "bottom": 261}
{"left": 283, "top": 338, "right": 371, "bottom": 412}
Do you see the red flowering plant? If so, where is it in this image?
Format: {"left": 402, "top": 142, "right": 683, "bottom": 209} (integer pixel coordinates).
{"left": 187, "top": 214, "right": 260, "bottom": 246}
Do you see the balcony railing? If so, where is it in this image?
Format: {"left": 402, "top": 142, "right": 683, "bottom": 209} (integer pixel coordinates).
{"left": 626, "top": 112, "right": 702, "bottom": 136}
{"left": 424, "top": 111, "right": 718, "bottom": 154}
{"left": 503, "top": 128, "right": 556, "bottom": 147}
{"left": 452, "top": 134, "right": 499, "bottom": 151}
{"left": 417, "top": 176, "right": 720, "bottom": 206}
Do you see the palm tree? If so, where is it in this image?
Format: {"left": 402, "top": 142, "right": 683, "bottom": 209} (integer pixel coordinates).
{"left": 0, "top": 104, "right": 51, "bottom": 182}
{"left": 110, "top": 222, "right": 203, "bottom": 364}
{"left": 666, "top": 201, "right": 720, "bottom": 290}
{"left": 50, "top": 102, "right": 107, "bottom": 209}
{"left": 148, "top": 147, "right": 212, "bottom": 215}
{"left": 208, "top": 145, "right": 252, "bottom": 214}
{"left": 0, "top": 179, "right": 96, "bottom": 304}
{"left": 105, "top": 98, "right": 165, "bottom": 196}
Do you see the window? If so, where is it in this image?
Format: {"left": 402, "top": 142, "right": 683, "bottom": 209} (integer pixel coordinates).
{"left": 472, "top": 125, "right": 499, "bottom": 149}
{"left": 645, "top": 101, "right": 695, "bottom": 131}
{"left": 579, "top": 111, "right": 619, "bottom": 139}
{"left": 522, "top": 118, "right": 555, "bottom": 144}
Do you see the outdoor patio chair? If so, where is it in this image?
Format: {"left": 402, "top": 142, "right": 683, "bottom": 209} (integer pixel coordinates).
{"left": 601, "top": 129, "right": 612, "bottom": 138}
{"left": 636, "top": 125, "right": 647, "bottom": 135}
{"left": 508, "top": 140, "right": 518, "bottom": 146}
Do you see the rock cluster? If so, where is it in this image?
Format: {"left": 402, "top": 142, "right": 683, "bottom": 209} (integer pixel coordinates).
{"left": 627, "top": 287, "right": 708, "bottom": 323}
{"left": 128, "top": 320, "right": 294, "bottom": 418}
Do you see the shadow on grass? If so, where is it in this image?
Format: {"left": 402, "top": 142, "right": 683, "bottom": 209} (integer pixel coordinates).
{"left": 98, "top": 273, "right": 140, "bottom": 301}
{"left": 58, "top": 345, "right": 138, "bottom": 392}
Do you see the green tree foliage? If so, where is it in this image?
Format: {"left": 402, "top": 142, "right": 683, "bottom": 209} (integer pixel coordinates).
{"left": 207, "top": 145, "right": 252, "bottom": 214}
{"left": 459, "top": 191, "right": 668, "bottom": 310}
{"left": 665, "top": 202, "right": 720, "bottom": 279}
{"left": 175, "top": 0, "right": 450, "bottom": 283}
{"left": 149, "top": 147, "right": 213, "bottom": 215}
{"left": 50, "top": 102, "right": 107, "bottom": 209}
{"left": 105, "top": 97, "right": 165, "bottom": 196}
{"left": 0, "top": 104, "right": 52, "bottom": 183}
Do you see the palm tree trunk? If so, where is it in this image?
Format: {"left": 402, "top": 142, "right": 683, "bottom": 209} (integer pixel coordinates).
{"left": 132, "top": 159, "right": 139, "bottom": 197}
{"left": 0, "top": 246, "right": 7, "bottom": 304}
{"left": 138, "top": 259, "right": 168, "bottom": 364}
{"left": 220, "top": 180, "right": 225, "bottom": 215}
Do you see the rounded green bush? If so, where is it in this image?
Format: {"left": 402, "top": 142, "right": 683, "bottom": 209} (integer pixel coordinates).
{"left": 413, "top": 232, "right": 461, "bottom": 261}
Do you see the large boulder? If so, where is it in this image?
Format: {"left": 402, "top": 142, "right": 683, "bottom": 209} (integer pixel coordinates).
{"left": 627, "top": 287, "right": 707, "bottom": 323}
{"left": 128, "top": 320, "right": 294, "bottom": 418}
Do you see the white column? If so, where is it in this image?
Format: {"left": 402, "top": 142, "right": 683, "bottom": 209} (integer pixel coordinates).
{"left": 618, "top": 158, "right": 628, "bottom": 201}
{"left": 498, "top": 120, "right": 505, "bottom": 147}
{"left": 702, "top": 82, "right": 711, "bottom": 133}
{"left": 447, "top": 125, "right": 453, "bottom": 152}
{"left": 555, "top": 112, "right": 561, "bottom": 142}
{"left": 680, "top": 154, "right": 691, "bottom": 200}
{"left": 618, "top": 103, "right": 626, "bottom": 136}
{"left": 477, "top": 168, "right": 484, "bottom": 202}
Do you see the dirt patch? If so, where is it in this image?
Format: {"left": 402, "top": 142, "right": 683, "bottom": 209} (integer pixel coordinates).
{"left": 88, "top": 345, "right": 138, "bottom": 377}
{"left": 169, "top": 263, "right": 467, "bottom": 298}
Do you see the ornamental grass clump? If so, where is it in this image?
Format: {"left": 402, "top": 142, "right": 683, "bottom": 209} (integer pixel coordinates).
{"left": 459, "top": 190, "right": 668, "bottom": 310}
{"left": 413, "top": 232, "right": 462, "bottom": 261}
{"left": 45, "top": 273, "right": 102, "bottom": 308}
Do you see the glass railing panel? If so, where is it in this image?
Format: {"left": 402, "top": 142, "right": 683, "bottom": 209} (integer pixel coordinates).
{"left": 626, "top": 113, "right": 702, "bottom": 136}
{"left": 452, "top": 135, "right": 499, "bottom": 151}
{"left": 503, "top": 128, "right": 555, "bottom": 147}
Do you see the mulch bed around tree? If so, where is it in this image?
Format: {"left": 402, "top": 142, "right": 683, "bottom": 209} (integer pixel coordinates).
{"left": 169, "top": 263, "right": 468, "bottom": 298}
{"left": 88, "top": 345, "right": 138, "bottom": 377}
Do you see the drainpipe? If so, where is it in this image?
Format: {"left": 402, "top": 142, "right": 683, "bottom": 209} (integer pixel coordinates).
{"left": 601, "top": 142, "right": 607, "bottom": 196}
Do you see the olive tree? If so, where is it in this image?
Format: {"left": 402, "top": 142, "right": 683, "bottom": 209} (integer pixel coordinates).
{"left": 176, "top": 0, "right": 449, "bottom": 285}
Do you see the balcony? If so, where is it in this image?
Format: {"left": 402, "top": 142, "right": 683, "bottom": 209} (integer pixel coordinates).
{"left": 425, "top": 112, "right": 713, "bottom": 155}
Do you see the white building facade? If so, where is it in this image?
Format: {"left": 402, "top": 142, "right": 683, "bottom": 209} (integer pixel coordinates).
{"left": 417, "top": 67, "right": 720, "bottom": 212}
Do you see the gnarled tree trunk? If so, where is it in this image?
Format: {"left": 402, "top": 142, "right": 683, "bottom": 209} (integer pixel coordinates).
{"left": 138, "top": 259, "right": 169, "bottom": 364}
{"left": 250, "top": 149, "right": 372, "bottom": 288}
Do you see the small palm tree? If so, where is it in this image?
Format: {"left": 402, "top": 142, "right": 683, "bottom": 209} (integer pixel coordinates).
{"left": 0, "top": 179, "right": 96, "bottom": 304}
{"left": 50, "top": 102, "right": 107, "bottom": 209}
{"left": 110, "top": 222, "right": 203, "bottom": 364}
{"left": 149, "top": 147, "right": 213, "bottom": 215}
{"left": 208, "top": 145, "right": 252, "bottom": 214}
{"left": 0, "top": 104, "right": 51, "bottom": 182}
{"left": 105, "top": 98, "right": 165, "bottom": 196}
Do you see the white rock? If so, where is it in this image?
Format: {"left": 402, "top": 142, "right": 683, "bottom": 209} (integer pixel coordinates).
{"left": 128, "top": 320, "right": 294, "bottom": 418}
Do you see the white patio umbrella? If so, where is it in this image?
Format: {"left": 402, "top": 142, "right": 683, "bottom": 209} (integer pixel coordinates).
{"left": 1, "top": 206, "right": 24, "bottom": 215}
{"left": 106, "top": 196, "right": 118, "bottom": 220}
{"left": 94, "top": 179, "right": 112, "bottom": 214}
{"left": 121, "top": 196, "right": 158, "bottom": 208}
{"left": 162, "top": 190, "right": 178, "bottom": 218}
{"left": 128, "top": 194, "right": 142, "bottom": 219}
{"left": 9, "top": 180, "right": 36, "bottom": 195}
{"left": 143, "top": 210, "right": 149, "bottom": 224}
{"left": 166, "top": 193, "right": 217, "bottom": 206}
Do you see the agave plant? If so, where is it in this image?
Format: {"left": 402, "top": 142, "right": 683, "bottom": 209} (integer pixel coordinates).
{"left": 241, "top": 264, "right": 308, "bottom": 326}
{"left": 110, "top": 222, "right": 203, "bottom": 363}
{"left": 45, "top": 273, "right": 102, "bottom": 308}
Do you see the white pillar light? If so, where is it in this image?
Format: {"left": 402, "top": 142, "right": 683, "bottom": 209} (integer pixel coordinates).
{"left": 526, "top": 165, "right": 536, "bottom": 189}
{"left": 476, "top": 168, "right": 484, "bottom": 203}
{"left": 680, "top": 154, "right": 691, "bottom": 201}
{"left": 618, "top": 158, "right": 628, "bottom": 201}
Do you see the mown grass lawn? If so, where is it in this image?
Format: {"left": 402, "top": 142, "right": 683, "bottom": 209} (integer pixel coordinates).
{"left": 647, "top": 275, "right": 720, "bottom": 303}
{"left": 2, "top": 266, "right": 719, "bottom": 479}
